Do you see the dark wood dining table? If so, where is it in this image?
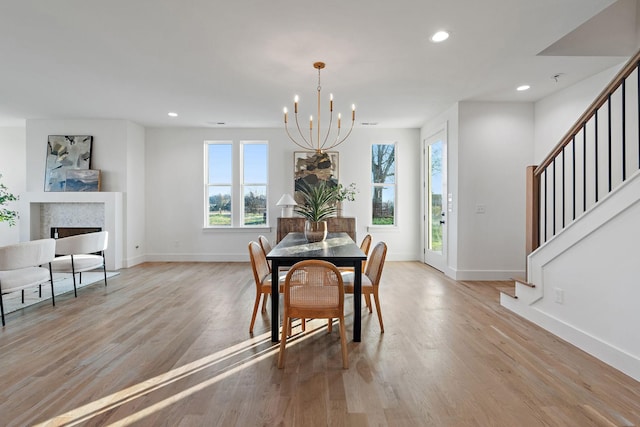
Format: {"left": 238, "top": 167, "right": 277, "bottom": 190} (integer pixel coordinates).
{"left": 266, "top": 232, "right": 367, "bottom": 343}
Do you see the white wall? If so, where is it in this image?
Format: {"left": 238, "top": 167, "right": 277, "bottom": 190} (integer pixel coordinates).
{"left": 144, "top": 127, "right": 421, "bottom": 262}
{"left": 534, "top": 63, "right": 624, "bottom": 164}
{"left": 422, "top": 102, "right": 533, "bottom": 280}
{"left": 125, "top": 121, "right": 146, "bottom": 266}
{"left": 0, "top": 127, "right": 26, "bottom": 246}
{"left": 456, "top": 102, "right": 533, "bottom": 279}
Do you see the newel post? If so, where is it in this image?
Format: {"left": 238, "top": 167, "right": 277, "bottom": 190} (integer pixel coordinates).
{"left": 525, "top": 165, "right": 540, "bottom": 256}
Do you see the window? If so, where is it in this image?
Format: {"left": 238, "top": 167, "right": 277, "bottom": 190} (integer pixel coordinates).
{"left": 206, "top": 142, "right": 232, "bottom": 226}
{"left": 371, "top": 143, "right": 396, "bottom": 225}
{"left": 205, "top": 141, "right": 268, "bottom": 227}
{"left": 241, "top": 142, "right": 268, "bottom": 226}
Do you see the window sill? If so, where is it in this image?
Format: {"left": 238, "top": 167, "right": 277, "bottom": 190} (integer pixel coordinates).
{"left": 366, "top": 225, "right": 399, "bottom": 232}
{"left": 203, "top": 226, "right": 272, "bottom": 233}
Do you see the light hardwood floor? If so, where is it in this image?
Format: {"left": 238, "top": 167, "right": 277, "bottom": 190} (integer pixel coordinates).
{"left": 0, "top": 261, "right": 638, "bottom": 426}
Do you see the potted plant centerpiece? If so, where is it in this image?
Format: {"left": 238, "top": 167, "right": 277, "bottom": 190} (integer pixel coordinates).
{"left": 295, "top": 180, "right": 337, "bottom": 242}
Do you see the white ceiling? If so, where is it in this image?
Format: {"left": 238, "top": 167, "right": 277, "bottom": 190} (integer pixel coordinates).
{"left": 0, "top": 0, "right": 636, "bottom": 129}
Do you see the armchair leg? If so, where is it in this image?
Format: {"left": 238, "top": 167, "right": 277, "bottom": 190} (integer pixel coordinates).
{"left": 102, "top": 259, "right": 108, "bottom": 287}
{"left": 70, "top": 256, "right": 77, "bottom": 297}
{"left": 49, "top": 264, "right": 55, "bottom": 307}
{"left": 0, "top": 295, "right": 5, "bottom": 327}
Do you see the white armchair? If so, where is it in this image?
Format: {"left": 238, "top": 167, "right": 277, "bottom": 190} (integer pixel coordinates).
{"left": 50, "top": 231, "right": 108, "bottom": 297}
{"left": 0, "top": 238, "right": 56, "bottom": 326}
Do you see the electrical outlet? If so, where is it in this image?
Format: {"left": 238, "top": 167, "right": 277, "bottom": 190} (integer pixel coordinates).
{"left": 475, "top": 204, "right": 486, "bottom": 214}
{"left": 554, "top": 288, "right": 564, "bottom": 304}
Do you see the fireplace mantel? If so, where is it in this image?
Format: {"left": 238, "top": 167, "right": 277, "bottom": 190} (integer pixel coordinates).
{"left": 20, "top": 192, "right": 124, "bottom": 270}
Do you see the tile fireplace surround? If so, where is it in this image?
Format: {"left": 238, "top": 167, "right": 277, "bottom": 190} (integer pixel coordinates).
{"left": 19, "top": 192, "right": 123, "bottom": 270}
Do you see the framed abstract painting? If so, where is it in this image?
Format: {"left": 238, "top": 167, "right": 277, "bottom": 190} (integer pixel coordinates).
{"left": 293, "top": 151, "right": 339, "bottom": 203}
{"left": 44, "top": 135, "right": 93, "bottom": 192}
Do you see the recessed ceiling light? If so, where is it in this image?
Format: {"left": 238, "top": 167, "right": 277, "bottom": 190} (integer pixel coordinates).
{"left": 517, "top": 85, "right": 530, "bottom": 91}
{"left": 168, "top": 112, "right": 178, "bottom": 117}
{"left": 361, "top": 122, "right": 378, "bottom": 126}
{"left": 431, "top": 31, "right": 450, "bottom": 43}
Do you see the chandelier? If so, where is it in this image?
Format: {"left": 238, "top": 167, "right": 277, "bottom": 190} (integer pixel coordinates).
{"left": 283, "top": 62, "right": 355, "bottom": 153}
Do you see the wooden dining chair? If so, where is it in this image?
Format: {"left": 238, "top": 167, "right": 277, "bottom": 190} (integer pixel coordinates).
{"left": 258, "top": 235, "right": 272, "bottom": 272}
{"left": 278, "top": 260, "right": 348, "bottom": 369}
{"left": 339, "top": 234, "right": 371, "bottom": 270}
{"left": 248, "top": 241, "right": 302, "bottom": 335}
{"left": 342, "top": 241, "right": 387, "bottom": 332}
{"left": 248, "top": 241, "right": 276, "bottom": 334}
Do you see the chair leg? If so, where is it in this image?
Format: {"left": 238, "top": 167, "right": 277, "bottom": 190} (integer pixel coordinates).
{"left": 373, "top": 291, "right": 384, "bottom": 333}
{"left": 39, "top": 284, "right": 42, "bottom": 298}
{"left": 21, "top": 289, "right": 24, "bottom": 304}
{"left": 327, "top": 318, "right": 333, "bottom": 333}
{"left": 278, "top": 315, "right": 289, "bottom": 368}
{"left": 339, "top": 315, "right": 349, "bottom": 369}
{"left": 260, "top": 293, "right": 268, "bottom": 313}
{"left": 364, "top": 293, "right": 373, "bottom": 313}
{"left": 249, "top": 293, "right": 261, "bottom": 334}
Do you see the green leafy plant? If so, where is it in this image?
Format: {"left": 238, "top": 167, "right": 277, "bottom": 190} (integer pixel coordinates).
{"left": 334, "top": 182, "right": 358, "bottom": 202}
{"left": 0, "top": 174, "right": 18, "bottom": 226}
{"left": 294, "top": 180, "right": 337, "bottom": 222}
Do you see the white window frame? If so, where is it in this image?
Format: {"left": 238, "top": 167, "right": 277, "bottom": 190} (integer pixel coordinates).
{"left": 240, "top": 141, "right": 269, "bottom": 227}
{"left": 204, "top": 140, "right": 269, "bottom": 228}
{"left": 370, "top": 142, "right": 397, "bottom": 227}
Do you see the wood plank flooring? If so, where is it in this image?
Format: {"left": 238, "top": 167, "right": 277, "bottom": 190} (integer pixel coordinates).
{"left": 0, "top": 261, "right": 638, "bottom": 426}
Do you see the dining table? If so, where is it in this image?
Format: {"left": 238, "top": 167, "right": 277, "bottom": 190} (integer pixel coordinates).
{"left": 266, "top": 232, "right": 367, "bottom": 343}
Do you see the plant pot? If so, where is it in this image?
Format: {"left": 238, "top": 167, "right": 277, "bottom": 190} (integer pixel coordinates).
{"left": 304, "top": 220, "right": 327, "bottom": 243}
{"left": 336, "top": 201, "right": 343, "bottom": 217}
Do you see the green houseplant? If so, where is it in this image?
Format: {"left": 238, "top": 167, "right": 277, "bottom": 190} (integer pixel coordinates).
{"left": 0, "top": 174, "right": 18, "bottom": 226}
{"left": 294, "top": 180, "right": 337, "bottom": 242}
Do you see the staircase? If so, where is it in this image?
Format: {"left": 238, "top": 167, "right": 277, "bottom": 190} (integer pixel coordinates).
{"left": 501, "top": 50, "right": 640, "bottom": 382}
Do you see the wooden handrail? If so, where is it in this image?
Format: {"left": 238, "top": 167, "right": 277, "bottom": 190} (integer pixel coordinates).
{"left": 535, "top": 49, "right": 640, "bottom": 175}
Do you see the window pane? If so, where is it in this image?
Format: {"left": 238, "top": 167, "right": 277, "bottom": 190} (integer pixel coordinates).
{"left": 208, "top": 186, "right": 231, "bottom": 226}
{"left": 429, "top": 140, "right": 443, "bottom": 252}
{"left": 372, "top": 185, "right": 395, "bottom": 225}
{"left": 243, "top": 185, "right": 267, "bottom": 225}
{"left": 243, "top": 143, "right": 267, "bottom": 183}
{"left": 208, "top": 144, "right": 232, "bottom": 183}
{"left": 371, "top": 144, "right": 395, "bottom": 184}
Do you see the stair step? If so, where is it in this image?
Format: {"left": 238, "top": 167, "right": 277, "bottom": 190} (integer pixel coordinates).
{"left": 498, "top": 286, "right": 518, "bottom": 299}
{"left": 511, "top": 276, "right": 535, "bottom": 288}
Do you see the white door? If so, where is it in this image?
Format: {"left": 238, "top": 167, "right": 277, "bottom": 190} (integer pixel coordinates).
{"left": 424, "top": 128, "right": 447, "bottom": 272}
